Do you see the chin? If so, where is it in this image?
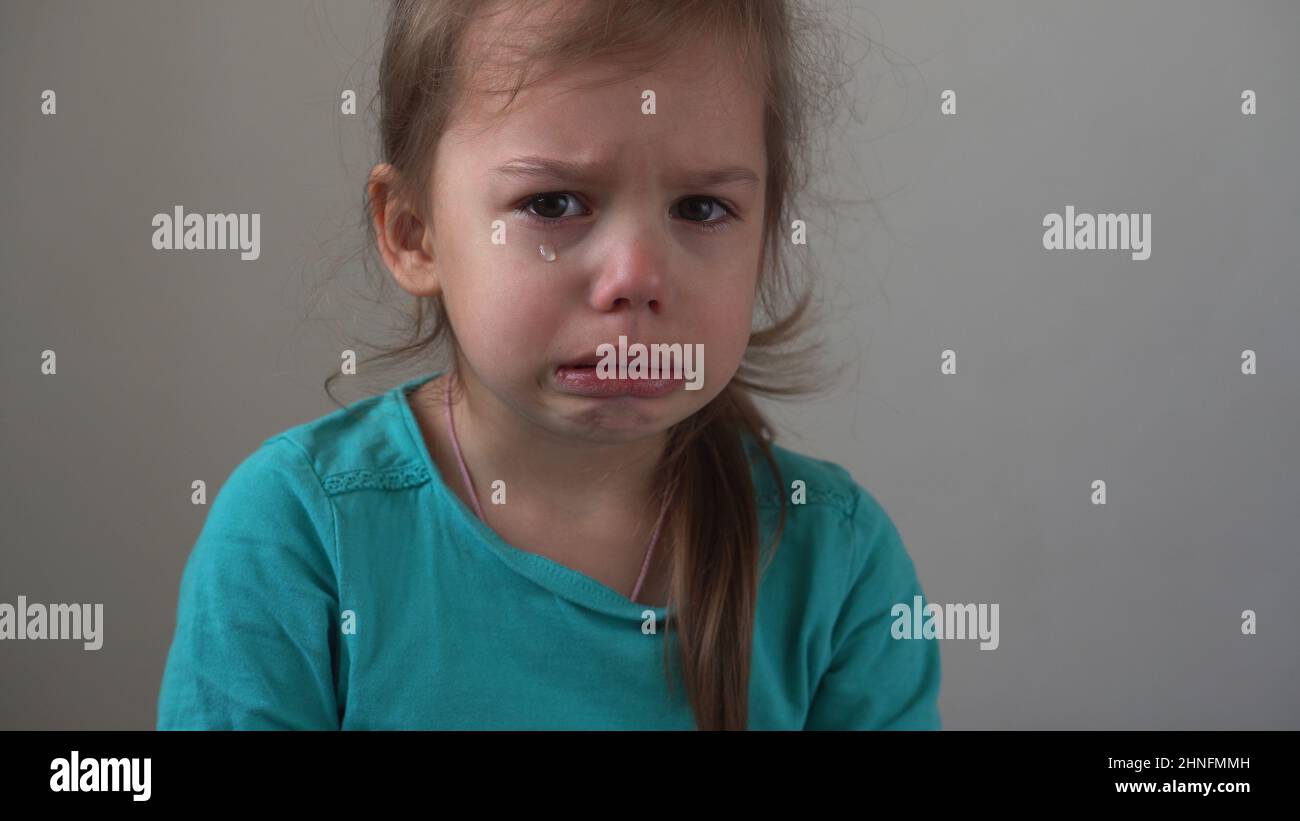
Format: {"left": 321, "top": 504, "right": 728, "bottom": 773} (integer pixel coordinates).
{"left": 557, "top": 396, "right": 690, "bottom": 441}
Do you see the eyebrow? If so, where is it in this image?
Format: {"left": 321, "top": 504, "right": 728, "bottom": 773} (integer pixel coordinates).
{"left": 491, "top": 155, "right": 760, "bottom": 188}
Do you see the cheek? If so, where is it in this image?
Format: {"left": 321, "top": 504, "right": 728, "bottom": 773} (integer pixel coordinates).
{"left": 431, "top": 189, "right": 554, "bottom": 377}
{"left": 448, "top": 244, "right": 564, "bottom": 365}
{"left": 712, "top": 310, "right": 753, "bottom": 375}
{"left": 693, "top": 261, "right": 759, "bottom": 387}
{"left": 702, "top": 251, "right": 760, "bottom": 332}
{"left": 457, "top": 286, "right": 545, "bottom": 359}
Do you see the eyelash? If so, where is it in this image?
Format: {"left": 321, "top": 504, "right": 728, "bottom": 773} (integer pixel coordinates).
{"left": 512, "top": 192, "right": 738, "bottom": 234}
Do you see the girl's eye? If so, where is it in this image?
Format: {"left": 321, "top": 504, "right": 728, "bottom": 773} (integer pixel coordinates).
{"left": 522, "top": 192, "right": 586, "bottom": 221}
{"left": 672, "top": 196, "right": 737, "bottom": 234}
{"left": 514, "top": 192, "right": 737, "bottom": 234}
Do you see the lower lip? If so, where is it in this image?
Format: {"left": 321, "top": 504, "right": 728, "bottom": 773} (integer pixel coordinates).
{"left": 553, "top": 366, "right": 684, "bottom": 398}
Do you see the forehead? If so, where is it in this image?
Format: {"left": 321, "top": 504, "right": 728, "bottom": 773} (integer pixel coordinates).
{"left": 443, "top": 26, "right": 767, "bottom": 174}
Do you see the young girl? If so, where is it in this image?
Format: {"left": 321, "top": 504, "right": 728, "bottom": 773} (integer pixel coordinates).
{"left": 157, "top": 0, "right": 940, "bottom": 731}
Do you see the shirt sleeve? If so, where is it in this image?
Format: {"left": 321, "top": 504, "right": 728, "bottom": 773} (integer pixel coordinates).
{"left": 157, "top": 435, "right": 342, "bottom": 730}
{"left": 802, "top": 484, "right": 942, "bottom": 730}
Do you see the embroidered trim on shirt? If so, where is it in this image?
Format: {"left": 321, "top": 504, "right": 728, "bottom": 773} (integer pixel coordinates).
{"left": 321, "top": 464, "right": 431, "bottom": 496}
{"left": 755, "top": 488, "right": 854, "bottom": 512}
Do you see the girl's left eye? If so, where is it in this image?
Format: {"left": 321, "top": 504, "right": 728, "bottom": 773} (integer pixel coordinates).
{"left": 513, "top": 193, "right": 736, "bottom": 234}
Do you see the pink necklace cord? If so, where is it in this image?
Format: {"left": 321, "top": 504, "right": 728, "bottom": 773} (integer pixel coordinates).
{"left": 635, "top": 487, "right": 671, "bottom": 601}
{"left": 444, "top": 375, "right": 487, "bottom": 522}
{"left": 443, "top": 370, "right": 668, "bottom": 601}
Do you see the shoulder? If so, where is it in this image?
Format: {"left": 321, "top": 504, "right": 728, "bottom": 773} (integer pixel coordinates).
{"left": 180, "top": 383, "right": 426, "bottom": 591}
{"left": 233, "top": 380, "right": 433, "bottom": 500}
{"left": 744, "top": 432, "right": 910, "bottom": 581}
{"left": 189, "top": 380, "right": 432, "bottom": 569}
{"left": 747, "top": 439, "right": 940, "bottom": 729}
{"left": 747, "top": 432, "right": 890, "bottom": 529}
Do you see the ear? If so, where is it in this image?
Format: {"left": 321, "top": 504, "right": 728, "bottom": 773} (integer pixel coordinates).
{"left": 368, "top": 163, "right": 441, "bottom": 298}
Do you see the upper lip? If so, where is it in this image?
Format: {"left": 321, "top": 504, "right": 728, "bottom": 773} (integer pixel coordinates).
{"left": 558, "top": 344, "right": 616, "bottom": 368}
{"left": 557, "top": 340, "right": 670, "bottom": 369}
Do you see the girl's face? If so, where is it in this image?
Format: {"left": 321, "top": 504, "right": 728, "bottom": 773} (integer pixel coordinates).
{"left": 418, "top": 33, "right": 767, "bottom": 443}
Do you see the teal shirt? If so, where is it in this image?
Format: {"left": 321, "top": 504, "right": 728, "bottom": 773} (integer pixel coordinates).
{"left": 157, "top": 371, "right": 941, "bottom": 730}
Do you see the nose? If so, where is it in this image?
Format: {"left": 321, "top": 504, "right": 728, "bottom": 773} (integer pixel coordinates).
{"left": 588, "top": 224, "right": 668, "bottom": 315}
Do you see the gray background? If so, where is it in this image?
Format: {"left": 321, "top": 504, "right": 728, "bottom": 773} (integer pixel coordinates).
{"left": 1, "top": 0, "right": 1296, "bottom": 730}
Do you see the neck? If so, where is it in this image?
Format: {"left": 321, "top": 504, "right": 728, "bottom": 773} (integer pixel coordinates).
{"left": 443, "top": 364, "right": 669, "bottom": 522}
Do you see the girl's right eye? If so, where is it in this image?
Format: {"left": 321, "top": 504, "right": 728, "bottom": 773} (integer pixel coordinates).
{"left": 516, "top": 192, "right": 588, "bottom": 225}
